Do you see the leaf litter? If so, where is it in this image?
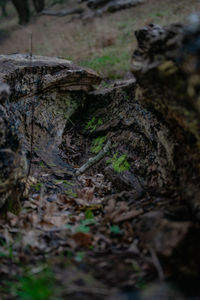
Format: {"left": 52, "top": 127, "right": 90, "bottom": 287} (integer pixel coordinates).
{"left": 0, "top": 170, "right": 153, "bottom": 299}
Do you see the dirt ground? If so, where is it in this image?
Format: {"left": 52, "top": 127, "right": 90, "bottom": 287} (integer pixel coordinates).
{"left": 1, "top": 0, "right": 200, "bottom": 78}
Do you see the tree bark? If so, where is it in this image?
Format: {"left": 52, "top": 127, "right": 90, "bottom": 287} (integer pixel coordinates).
{"left": 32, "top": 0, "right": 45, "bottom": 13}
{"left": 12, "top": 0, "right": 30, "bottom": 24}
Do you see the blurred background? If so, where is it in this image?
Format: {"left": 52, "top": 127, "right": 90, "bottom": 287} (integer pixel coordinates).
{"left": 1, "top": 0, "right": 200, "bottom": 79}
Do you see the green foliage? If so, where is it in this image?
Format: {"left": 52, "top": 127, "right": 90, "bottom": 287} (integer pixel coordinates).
{"left": 66, "top": 249, "right": 73, "bottom": 258}
{"left": 110, "top": 225, "right": 121, "bottom": 234}
{"left": 7, "top": 268, "right": 54, "bottom": 300}
{"left": 85, "top": 117, "right": 103, "bottom": 132}
{"left": 39, "top": 161, "right": 45, "bottom": 168}
{"left": 107, "top": 153, "right": 130, "bottom": 173}
{"left": 54, "top": 179, "right": 74, "bottom": 186}
{"left": 85, "top": 209, "right": 94, "bottom": 219}
{"left": 31, "top": 183, "right": 43, "bottom": 192}
{"left": 82, "top": 55, "right": 120, "bottom": 70}
{"left": 75, "top": 252, "right": 85, "bottom": 262}
{"left": 76, "top": 212, "right": 96, "bottom": 233}
{"left": 82, "top": 219, "right": 96, "bottom": 226}
{"left": 81, "top": 50, "right": 130, "bottom": 79}
{"left": 75, "top": 224, "right": 90, "bottom": 233}
{"left": 65, "top": 224, "right": 72, "bottom": 229}
{"left": 85, "top": 116, "right": 96, "bottom": 131}
{"left": 91, "top": 136, "right": 106, "bottom": 153}
{"left": 64, "top": 189, "right": 77, "bottom": 198}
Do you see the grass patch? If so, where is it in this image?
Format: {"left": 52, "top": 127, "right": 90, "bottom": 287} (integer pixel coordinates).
{"left": 2, "top": 267, "right": 55, "bottom": 300}
{"left": 81, "top": 49, "right": 130, "bottom": 79}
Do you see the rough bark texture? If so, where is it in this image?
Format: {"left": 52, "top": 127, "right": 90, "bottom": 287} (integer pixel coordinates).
{"left": 1, "top": 16, "right": 200, "bottom": 280}
{"left": 57, "top": 17, "right": 200, "bottom": 277}
{"left": 131, "top": 19, "right": 200, "bottom": 215}
{"left": 0, "top": 54, "right": 101, "bottom": 208}
{"left": 0, "top": 83, "right": 27, "bottom": 209}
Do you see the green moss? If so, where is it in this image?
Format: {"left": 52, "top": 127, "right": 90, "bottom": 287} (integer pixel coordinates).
{"left": 107, "top": 153, "right": 130, "bottom": 173}
{"left": 91, "top": 136, "right": 106, "bottom": 153}
{"left": 85, "top": 117, "right": 103, "bottom": 132}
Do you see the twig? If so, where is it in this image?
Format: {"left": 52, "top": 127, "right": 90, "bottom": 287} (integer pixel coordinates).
{"left": 76, "top": 140, "right": 111, "bottom": 176}
{"left": 149, "top": 247, "right": 165, "bottom": 281}
{"left": 113, "top": 209, "right": 143, "bottom": 223}
{"left": 64, "top": 287, "right": 109, "bottom": 296}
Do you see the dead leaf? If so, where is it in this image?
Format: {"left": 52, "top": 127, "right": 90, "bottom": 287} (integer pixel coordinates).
{"left": 72, "top": 232, "right": 92, "bottom": 248}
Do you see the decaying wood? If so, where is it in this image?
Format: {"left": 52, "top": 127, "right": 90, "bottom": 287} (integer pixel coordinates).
{"left": 84, "top": 0, "right": 144, "bottom": 12}
{"left": 131, "top": 19, "right": 200, "bottom": 214}
{"left": 76, "top": 141, "right": 111, "bottom": 176}
{"left": 0, "top": 54, "right": 101, "bottom": 208}
{"left": 0, "top": 83, "right": 27, "bottom": 208}
{"left": 1, "top": 12, "right": 200, "bottom": 290}
{"left": 102, "top": 0, "right": 144, "bottom": 13}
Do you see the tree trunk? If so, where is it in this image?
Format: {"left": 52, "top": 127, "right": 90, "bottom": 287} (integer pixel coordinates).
{"left": 12, "top": 0, "right": 30, "bottom": 24}
{"left": 0, "top": 0, "right": 7, "bottom": 17}
{"left": 32, "top": 0, "right": 45, "bottom": 13}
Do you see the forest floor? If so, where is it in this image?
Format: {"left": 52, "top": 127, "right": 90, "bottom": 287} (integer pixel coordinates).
{"left": 1, "top": 1, "right": 200, "bottom": 299}
{"left": 0, "top": 0, "right": 200, "bottom": 78}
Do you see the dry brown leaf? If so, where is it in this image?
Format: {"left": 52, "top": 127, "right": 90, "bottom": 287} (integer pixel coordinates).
{"left": 21, "top": 230, "right": 46, "bottom": 250}
{"left": 72, "top": 232, "right": 92, "bottom": 248}
{"left": 77, "top": 187, "right": 95, "bottom": 201}
{"left": 105, "top": 199, "right": 116, "bottom": 216}
{"left": 7, "top": 212, "right": 18, "bottom": 227}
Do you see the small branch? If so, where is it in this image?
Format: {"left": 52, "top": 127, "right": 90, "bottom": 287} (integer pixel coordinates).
{"left": 113, "top": 209, "right": 143, "bottom": 223}
{"left": 76, "top": 141, "right": 111, "bottom": 176}
{"left": 149, "top": 247, "right": 165, "bottom": 281}
{"left": 41, "top": 8, "right": 84, "bottom": 17}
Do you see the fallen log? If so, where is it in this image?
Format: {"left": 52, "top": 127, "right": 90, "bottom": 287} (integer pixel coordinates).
{"left": 87, "top": 0, "right": 110, "bottom": 9}
{"left": 102, "top": 0, "right": 144, "bottom": 13}
{"left": 0, "top": 83, "right": 27, "bottom": 209}
{"left": 0, "top": 54, "right": 101, "bottom": 208}
{"left": 131, "top": 18, "right": 200, "bottom": 215}
{"left": 41, "top": 7, "right": 84, "bottom": 17}
{"left": 83, "top": 0, "right": 144, "bottom": 12}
